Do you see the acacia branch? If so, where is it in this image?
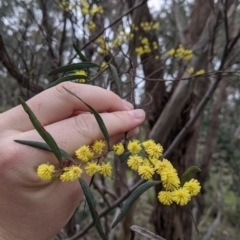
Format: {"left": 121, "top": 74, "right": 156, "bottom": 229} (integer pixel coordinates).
{"left": 79, "top": 0, "right": 148, "bottom": 51}
{"left": 163, "top": 30, "right": 240, "bottom": 159}
{"left": 65, "top": 179, "right": 145, "bottom": 240}
{"left": 0, "top": 35, "right": 44, "bottom": 93}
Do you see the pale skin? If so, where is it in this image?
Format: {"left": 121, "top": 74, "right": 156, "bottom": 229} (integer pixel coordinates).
{"left": 0, "top": 82, "right": 145, "bottom": 240}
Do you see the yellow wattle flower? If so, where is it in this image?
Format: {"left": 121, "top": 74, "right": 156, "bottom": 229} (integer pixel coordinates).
{"left": 155, "top": 159, "right": 173, "bottom": 174}
{"left": 138, "top": 164, "right": 154, "bottom": 180}
{"left": 92, "top": 140, "right": 105, "bottom": 154}
{"left": 158, "top": 191, "right": 173, "bottom": 205}
{"left": 75, "top": 145, "right": 94, "bottom": 162}
{"left": 60, "top": 166, "right": 82, "bottom": 182}
{"left": 37, "top": 163, "right": 55, "bottom": 180}
{"left": 85, "top": 162, "right": 100, "bottom": 176}
{"left": 183, "top": 179, "right": 201, "bottom": 196}
{"left": 144, "top": 142, "right": 163, "bottom": 159}
{"left": 172, "top": 188, "right": 191, "bottom": 206}
{"left": 127, "top": 139, "right": 142, "bottom": 154}
{"left": 195, "top": 69, "right": 205, "bottom": 76}
{"left": 113, "top": 142, "right": 124, "bottom": 155}
{"left": 99, "top": 162, "right": 112, "bottom": 177}
{"left": 187, "top": 67, "right": 194, "bottom": 75}
{"left": 127, "top": 155, "right": 143, "bottom": 171}
{"left": 160, "top": 168, "right": 180, "bottom": 191}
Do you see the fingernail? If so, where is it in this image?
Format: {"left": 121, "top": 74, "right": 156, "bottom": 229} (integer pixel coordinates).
{"left": 128, "top": 109, "right": 145, "bottom": 119}
{"left": 122, "top": 99, "right": 134, "bottom": 110}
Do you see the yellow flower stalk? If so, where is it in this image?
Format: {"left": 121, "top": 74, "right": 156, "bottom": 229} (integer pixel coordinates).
{"left": 85, "top": 162, "right": 100, "bottom": 176}
{"left": 127, "top": 139, "right": 142, "bottom": 154}
{"left": 37, "top": 163, "right": 55, "bottom": 180}
{"left": 183, "top": 179, "right": 201, "bottom": 196}
{"left": 138, "top": 164, "right": 154, "bottom": 180}
{"left": 127, "top": 155, "right": 143, "bottom": 171}
{"left": 172, "top": 188, "right": 191, "bottom": 206}
{"left": 158, "top": 191, "right": 173, "bottom": 205}
{"left": 99, "top": 162, "right": 112, "bottom": 177}
{"left": 75, "top": 145, "right": 94, "bottom": 162}
{"left": 60, "top": 166, "right": 82, "bottom": 182}
{"left": 113, "top": 142, "right": 124, "bottom": 155}
{"left": 92, "top": 140, "right": 105, "bottom": 154}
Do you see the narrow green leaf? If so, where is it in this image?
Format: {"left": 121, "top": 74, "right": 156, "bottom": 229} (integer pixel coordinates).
{"left": 119, "top": 151, "right": 131, "bottom": 163}
{"left": 63, "top": 86, "right": 110, "bottom": 150}
{"left": 109, "top": 64, "right": 122, "bottom": 97}
{"left": 47, "top": 75, "right": 88, "bottom": 89}
{"left": 49, "top": 63, "right": 99, "bottom": 75}
{"left": 73, "top": 44, "right": 88, "bottom": 62}
{"left": 112, "top": 180, "right": 161, "bottom": 229}
{"left": 181, "top": 166, "right": 201, "bottom": 186}
{"left": 79, "top": 178, "right": 106, "bottom": 240}
{"left": 18, "top": 97, "right": 63, "bottom": 166}
{"left": 14, "top": 140, "right": 77, "bottom": 164}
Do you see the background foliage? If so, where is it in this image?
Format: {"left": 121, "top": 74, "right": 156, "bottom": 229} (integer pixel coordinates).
{"left": 1, "top": 0, "right": 240, "bottom": 239}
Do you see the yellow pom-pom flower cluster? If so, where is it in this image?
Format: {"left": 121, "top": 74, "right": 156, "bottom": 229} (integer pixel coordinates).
{"left": 195, "top": 69, "right": 205, "bottom": 76}
{"left": 111, "top": 27, "right": 134, "bottom": 49}
{"left": 80, "top": 0, "right": 103, "bottom": 33}
{"left": 140, "top": 21, "right": 160, "bottom": 31}
{"left": 74, "top": 69, "right": 87, "bottom": 83}
{"left": 59, "top": 0, "right": 75, "bottom": 12}
{"left": 60, "top": 166, "right": 83, "bottom": 182}
{"left": 37, "top": 140, "right": 113, "bottom": 182}
{"left": 37, "top": 137, "right": 200, "bottom": 207}
{"left": 187, "top": 67, "right": 205, "bottom": 76}
{"left": 168, "top": 44, "right": 193, "bottom": 61}
{"left": 96, "top": 36, "right": 110, "bottom": 55}
{"left": 80, "top": 0, "right": 104, "bottom": 16}
{"left": 37, "top": 163, "right": 55, "bottom": 180}
{"left": 112, "top": 139, "right": 201, "bottom": 206}
{"left": 37, "top": 163, "right": 83, "bottom": 182}
{"left": 113, "top": 142, "right": 125, "bottom": 155}
{"left": 135, "top": 37, "right": 159, "bottom": 57}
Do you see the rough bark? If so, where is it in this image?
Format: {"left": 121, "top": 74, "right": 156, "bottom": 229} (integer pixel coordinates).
{"left": 131, "top": 1, "right": 215, "bottom": 239}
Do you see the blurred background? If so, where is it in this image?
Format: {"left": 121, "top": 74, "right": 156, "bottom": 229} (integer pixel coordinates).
{"left": 1, "top": 0, "right": 240, "bottom": 239}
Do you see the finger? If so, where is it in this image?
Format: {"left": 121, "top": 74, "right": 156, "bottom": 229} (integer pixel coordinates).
{"left": 13, "top": 109, "right": 145, "bottom": 166}
{"left": 2, "top": 82, "right": 133, "bottom": 132}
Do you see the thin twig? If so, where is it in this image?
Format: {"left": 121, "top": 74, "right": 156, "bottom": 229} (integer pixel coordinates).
{"left": 80, "top": 0, "right": 148, "bottom": 51}
{"left": 65, "top": 179, "right": 145, "bottom": 240}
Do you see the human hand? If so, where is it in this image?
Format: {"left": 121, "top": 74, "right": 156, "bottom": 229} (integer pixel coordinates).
{"left": 0, "top": 82, "right": 145, "bottom": 240}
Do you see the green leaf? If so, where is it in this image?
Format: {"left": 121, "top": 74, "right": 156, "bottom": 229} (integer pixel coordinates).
{"left": 47, "top": 75, "right": 88, "bottom": 89}
{"left": 63, "top": 86, "right": 110, "bottom": 150}
{"left": 79, "top": 178, "right": 106, "bottom": 240}
{"left": 109, "top": 64, "right": 122, "bottom": 97}
{"left": 119, "top": 151, "right": 131, "bottom": 163}
{"left": 73, "top": 44, "right": 88, "bottom": 62}
{"left": 14, "top": 140, "right": 77, "bottom": 164}
{"left": 49, "top": 62, "right": 99, "bottom": 75}
{"left": 181, "top": 166, "right": 201, "bottom": 186}
{"left": 18, "top": 97, "right": 63, "bottom": 166}
{"left": 111, "top": 180, "right": 161, "bottom": 229}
